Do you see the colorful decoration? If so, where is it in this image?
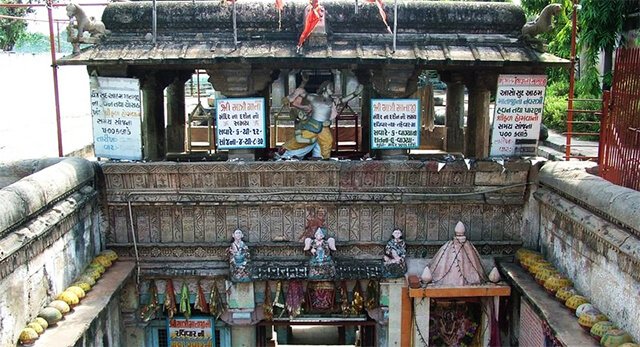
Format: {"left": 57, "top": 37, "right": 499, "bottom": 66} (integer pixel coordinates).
{"left": 351, "top": 280, "right": 364, "bottom": 315}
{"left": 263, "top": 281, "right": 273, "bottom": 320}
{"left": 590, "top": 321, "right": 617, "bottom": 342}
{"left": 555, "top": 286, "right": 577, "bottom": 303}
{"left": 286, "top": 280, "right": 305, "bottom": 318}
{"left": 273, "top": 281, "right": 286, "bottom": 318}
{"left": 565, "top": 295, "right": 589, "bottom": 312}
{"left": 179, "top": 282, "right": 191, "bottom": 319}
{"left": 307, "top": 281, "right": 335, "bottom": 312}
{"left": 601, "top": 329, "right": 634, "bottom": 347}
{"left": 297, "top": 0, "right": 324, "bottom": 51}
{"left": 429, "top": 300, "right": 480, "bottom": 347}
{"left": 383, "top": 228, "right": 407, "bottom": 278}
{"left": 164, "top": 279, "right": 177, "bottom": 319}
{"left": 578, "top": 308, "right": 608, "bottom": 330}
{"left": 365, "top": 280, "right": 380, "bottom": 310}
{"left": 339, "top": 281, "right": 350, "bottom": 315}
{"left": 229, "top": 229, "right": 251, "bottom": 282}
{"left": 140, "top": 280, "right": 160, "bottom": 322}
{"left": 366, "top": 0, "right": 391, "bottom": 33}
{"left": 209, "top": 281, "right": 225, "bottom": 320}
{"left": 194, "top": 281, "right": 209, "bottom": 313}
{"left": 304, "top": 227, "right": 337, "bottom": 279}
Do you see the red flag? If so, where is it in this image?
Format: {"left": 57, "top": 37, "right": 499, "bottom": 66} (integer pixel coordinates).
{"left": 275, "top": 0, "right": 284, "bottom": 11}
{"left": 297, "top": 0, "right": 323, "bottom": 49}
{"left": 164, "top": 279, "right": 177, "bottom": 319}
{"left": 367, "top": 0, "right": 391, "bottom": 34}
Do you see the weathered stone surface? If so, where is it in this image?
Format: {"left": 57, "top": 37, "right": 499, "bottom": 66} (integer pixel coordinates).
{"left": 538, "top": 161, "right": 640, "bottom": 237}
{"left": 101, "top": 0, "right": 525, "bottom": 35}
{"left": 535, "top": 187, "right": 640, "bottom": 341}
{"left": 0, "top": 158, "right": 96, "bottom": 235}
{"left": 0, "top": 158, "right": 64, "bottom": 189}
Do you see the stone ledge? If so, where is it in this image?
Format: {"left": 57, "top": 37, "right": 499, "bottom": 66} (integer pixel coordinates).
{"left": 535, "top": 188, "right": 640, "bottom": 282}
{"left": 33, "top": 261, "right": 135, "bottom": 347}
{"left": 538, "top": 161, "right": 640, "bottom": 238}
{"left": 498, "top": 262, "right": 599, "bottom": 347}
{"left": 0, "top": 158, "right": 96, "bottom": 235}
{"left": 0, "top": 188, "right": 98, "bottom": 279}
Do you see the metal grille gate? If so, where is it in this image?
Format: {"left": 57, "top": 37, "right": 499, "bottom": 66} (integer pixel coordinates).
{"left": 599, "top": 47, "right": 640, "bottom": 191}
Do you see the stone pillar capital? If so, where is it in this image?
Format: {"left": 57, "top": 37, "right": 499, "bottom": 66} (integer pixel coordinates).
{"left": 206, "top": 63, "right": 277, "bottom": 97}
{"left": 369, "top": 65, "right": 420, "bottom": 98}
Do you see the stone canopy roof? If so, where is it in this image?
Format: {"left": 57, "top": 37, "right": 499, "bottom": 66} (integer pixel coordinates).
{"left": 58, "top": 0, "right": 568, "bottom": 69}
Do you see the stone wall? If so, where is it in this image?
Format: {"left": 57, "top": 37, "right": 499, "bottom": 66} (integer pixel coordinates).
{"left": 102, "top": 159, "right": 530, "bottom": 273}
{"left": 0, "top": 158, "right": 105, "bottom": 346}
{"left": 536, "top": 162, "right": 640, "bottom": 341}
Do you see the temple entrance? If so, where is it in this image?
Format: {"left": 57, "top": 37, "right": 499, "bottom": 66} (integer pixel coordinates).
{"left": 258, "top": 320, "right": 376, "bottom": 347}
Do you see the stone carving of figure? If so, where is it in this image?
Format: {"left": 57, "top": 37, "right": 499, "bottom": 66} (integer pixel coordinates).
{"left": 384, "top": 228, "right": 406, "bottom": 265}
{"left": 383, "top": 228, "right": 407, "bottom": 277}
{"left": 521, "top": 3, "right": 562, "bottom": 39}
{"left": 228, "top": 229, "right": 251, "bottom": 281}
{"left": 65, "top": 3, "right": 110, "bottom": 53}
{"left": 279, "top": 72, "right": 362, "bottom": 159}
{"left": 304, "top": 227, "right": 337, "bottom": 265}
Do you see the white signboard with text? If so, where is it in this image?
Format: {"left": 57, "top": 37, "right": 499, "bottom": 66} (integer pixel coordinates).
{"left": 216, "top": 98, "right": 266, "bottom": 149}
{"left": 90, "top": 77, "right": 142, "bottom": 160}
{"left": 490, "top": 74, "right": 547, "bottom": 157}
{"left": 371, "top": 99, "right": 420, "bottom": 149}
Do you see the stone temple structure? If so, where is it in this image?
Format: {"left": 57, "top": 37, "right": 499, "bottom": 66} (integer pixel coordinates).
{"left": 1, "top": 1, "right": 639, "bottom": 347}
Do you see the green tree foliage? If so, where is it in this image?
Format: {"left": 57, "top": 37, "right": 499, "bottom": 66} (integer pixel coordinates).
{"left": 577, "top": 0, "right": 624, "bottom": 95}
{"left": 0, "top": 0, "right": 33, "bottom": 51}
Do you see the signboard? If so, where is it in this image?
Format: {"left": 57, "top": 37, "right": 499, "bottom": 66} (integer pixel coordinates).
{"left": 167, "top": 317, "right": 215, "bottom": 347}
{"left": 90, "top": 76, "right": 142, "bottom": 160}
{"left": 490, "top": 74, "right": 547, "bottom": 157}
{"left": 216, "top": 98, "right": 266, "bottom": 149}
{"left": 371, "top": 99, "right": 420, "bottom": 149}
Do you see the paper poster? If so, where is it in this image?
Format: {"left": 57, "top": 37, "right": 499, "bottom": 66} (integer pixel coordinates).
{"left": 167, "top": 317, "right": 215, "bottom": 347}
{"left": 216, "top": 98, "right": 266, "bottom": 149}
{"left": 371, "top": 99, "right": 421, "bottom": 149}
{"left": 490, "top": 75, "right": 547, "bottom": 157}
{"left": 90, "top": 76, "right": 142, "bottom": 160}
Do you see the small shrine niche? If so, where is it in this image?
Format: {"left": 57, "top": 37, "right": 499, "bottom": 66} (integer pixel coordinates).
{"left": 411, "top": 221, "right": 511, "bottom": 346}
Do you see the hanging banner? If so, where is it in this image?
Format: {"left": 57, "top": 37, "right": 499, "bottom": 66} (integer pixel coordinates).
{"left": 490, "top": 74, "right": 547, "bottom": 157}
{"left": 216, "top": 98, "right": 267, "bottom": 149}
{"left": 167, "top": 317, "right": 215, "bottom": 347}
{"left": 371, "top": 99, "right": 420, "bottom": 149}
{"left": 90, "top": 76, "right": 142, "bottom": 160}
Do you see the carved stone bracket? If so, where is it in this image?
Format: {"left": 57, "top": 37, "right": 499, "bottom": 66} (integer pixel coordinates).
{"left": 369, "top": 65, "right": 420, "bottom": 98}
{"left": 207, "top": 64, "right": 276, "bottom": 97}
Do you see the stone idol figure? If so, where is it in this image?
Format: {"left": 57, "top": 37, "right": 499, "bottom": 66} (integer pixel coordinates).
{"left": 228, "top": 229, "right": 251, "bottom": 282}
{"left": 304, "top": 227, "right": 337, "bottom": 279}
{"left": 279, "top": 72, "right": 362, "bottom": 160}
{"left": 383, "top": 228, "right": 407, "bottom": 277}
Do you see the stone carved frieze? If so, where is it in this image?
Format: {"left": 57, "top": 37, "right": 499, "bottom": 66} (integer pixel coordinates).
{"left": 106, "top": 203, "right": 524, "bottom": 247}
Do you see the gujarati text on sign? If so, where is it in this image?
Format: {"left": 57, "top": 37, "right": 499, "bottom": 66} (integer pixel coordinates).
{"left": 216, "top": 98, "right": 266, "bottom": 149}
{"left": 90, "top": 77, "right": 142, "bottom": 160}
{"left": 371, "top": 99, "right": 421, "bottom": 149}
{"left": 167, "top": 317, "right": 215, "bottom": 347}
{"left": 490, "top": 74, "right": 547, "bottom": 157}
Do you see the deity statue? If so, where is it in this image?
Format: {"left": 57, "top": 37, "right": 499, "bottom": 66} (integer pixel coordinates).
{"left": 383, "top": 228, "right": 407, "bottom": 277}
{"left": 279, "top": 73, "right": 362, "bottom": 160}
{"left": 304, "top": 227, "right": 337, "bottom": 279}
{"left": 228, "top": 229, "right": 251, "bottom": 282}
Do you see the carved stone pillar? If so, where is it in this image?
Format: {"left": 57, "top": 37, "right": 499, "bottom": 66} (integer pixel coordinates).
{"left": 442, "top": 72, "right": 466, "bottom": 154}
{"left": 207, "top": 64, "right": 276, "bottom": 161}
{"left": 356, "top": 69, "right": 374, "bottom": 155}
{"left": 466, "top": 72, "right": 496, "bottom": 158}
{"left": 140, "top": 72, "right": 172, "bottom": 161}
{"left": 367, "top": 66, "right": 420, "bottom": 160}
{"left": 166, "top": 72, "right": 191, "bottom": 154}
